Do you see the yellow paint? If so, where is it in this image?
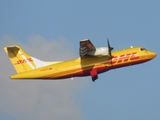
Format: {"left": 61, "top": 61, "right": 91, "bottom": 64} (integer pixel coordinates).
{"left": 4, "top": 46, "right": 36, "bottom": 73}
{"left": 4, "top": 45, "right": 156, "bottom": 80}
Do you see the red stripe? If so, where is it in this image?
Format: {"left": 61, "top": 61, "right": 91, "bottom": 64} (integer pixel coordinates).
{"left": 38, "top": 58, "right": 151, "bottom": 79}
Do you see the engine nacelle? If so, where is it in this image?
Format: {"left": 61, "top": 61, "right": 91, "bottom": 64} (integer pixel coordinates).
{"left": 87, "top": 47, "right": 109, "bottom": 56}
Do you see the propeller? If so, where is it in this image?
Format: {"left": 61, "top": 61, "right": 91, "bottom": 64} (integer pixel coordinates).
{"left": 107, "top": 38, "right": 114, "bottom": 58}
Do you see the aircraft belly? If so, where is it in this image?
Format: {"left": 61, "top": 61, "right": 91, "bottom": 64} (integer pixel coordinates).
{"left": 75, "top": 65, "right": 108, "bottom": 77}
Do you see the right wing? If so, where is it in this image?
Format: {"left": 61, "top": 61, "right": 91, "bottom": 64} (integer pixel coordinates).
{"left": 79, "top": 39, "right": 96, "bottom": 58}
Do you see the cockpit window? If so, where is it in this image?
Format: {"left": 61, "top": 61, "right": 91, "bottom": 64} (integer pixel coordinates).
{"left": 140, "top": 48, "right": 147, "bottom": 51}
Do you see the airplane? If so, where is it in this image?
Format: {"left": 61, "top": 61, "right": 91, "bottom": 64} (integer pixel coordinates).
{"left": 4, "top": 39, "right": 157, "bottom": 82}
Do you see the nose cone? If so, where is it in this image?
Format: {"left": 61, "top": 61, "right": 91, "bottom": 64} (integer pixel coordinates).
{"left": 151, "top": 51, "right": 157, "bottom": 58}
{"left": 148, "top": 51, "right": 157, "bottom": 59}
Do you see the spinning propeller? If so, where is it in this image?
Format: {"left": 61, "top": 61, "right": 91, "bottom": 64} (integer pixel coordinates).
{"left": 107, "top": 38, "right": 114, "bottom": 58}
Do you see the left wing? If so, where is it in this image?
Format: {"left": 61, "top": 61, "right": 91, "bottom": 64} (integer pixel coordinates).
{"left": 79, "top": 39, "right": 96, "bottom": 58}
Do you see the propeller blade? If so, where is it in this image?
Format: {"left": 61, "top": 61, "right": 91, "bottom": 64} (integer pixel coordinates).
{"left": 107, "top": 38, "right": 114, "bottom": 57}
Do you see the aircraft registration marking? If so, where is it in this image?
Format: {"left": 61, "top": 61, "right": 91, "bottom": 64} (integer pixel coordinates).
{"left": 40, "top": 68, "right": 52, "bottom": 71}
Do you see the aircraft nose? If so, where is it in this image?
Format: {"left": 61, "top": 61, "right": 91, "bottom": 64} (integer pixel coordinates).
{"left": 148, "top": 51, "right": 157, "bottom": 59}
{"left": 151, "top": 52, "right": 157, "bottom": 58}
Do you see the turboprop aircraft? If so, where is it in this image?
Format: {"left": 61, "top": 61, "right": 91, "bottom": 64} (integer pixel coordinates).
{"left": 4, "top": 39, "right": 156, "bottom": 82}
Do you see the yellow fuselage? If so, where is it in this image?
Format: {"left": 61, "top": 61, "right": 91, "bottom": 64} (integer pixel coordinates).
{"left": 10, "top": 46, "right": 156, "bottom": 80}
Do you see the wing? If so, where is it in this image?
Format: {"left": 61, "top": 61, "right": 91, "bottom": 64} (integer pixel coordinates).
{"left": 79, "top": 39, "right": 96, "bottom": 58}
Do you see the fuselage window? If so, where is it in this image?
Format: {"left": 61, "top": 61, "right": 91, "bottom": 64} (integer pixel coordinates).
{"left": 140, "top": 48, "right": 147, "bottom": 51}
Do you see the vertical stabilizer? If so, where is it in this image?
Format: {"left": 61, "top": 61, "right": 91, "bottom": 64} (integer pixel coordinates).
{"left": 4, "top": 46, "right": 36, "bottom": 73}
{"left": 4, "top": 45, "right": 62, "bottom": 73}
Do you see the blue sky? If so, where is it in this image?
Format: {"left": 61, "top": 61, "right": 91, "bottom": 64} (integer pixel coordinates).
{"left": 0, "top": 1, "right": 159, "bottom": 120}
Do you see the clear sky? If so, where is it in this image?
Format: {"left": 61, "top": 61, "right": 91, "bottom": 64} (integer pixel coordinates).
{"left": 0, "top": 1, "right": 159, "bottom": 120}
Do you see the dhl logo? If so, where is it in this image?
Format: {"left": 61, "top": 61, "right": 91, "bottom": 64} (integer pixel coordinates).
{"left": 108, "top": 52, "right": 140, "bottom": 64}
{"left": 14, "top": 58, "right": 33, "bottom": 65}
